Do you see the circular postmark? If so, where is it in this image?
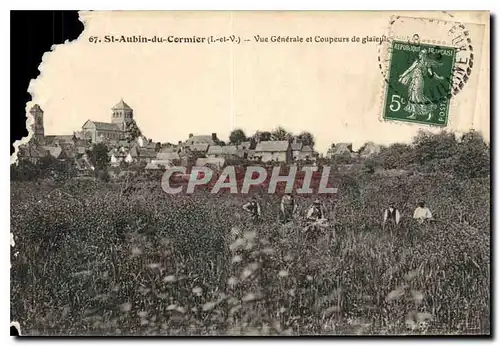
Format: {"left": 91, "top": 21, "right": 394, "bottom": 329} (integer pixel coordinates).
{"left": 377, "top": 13, "right": 474, "bottom": 106}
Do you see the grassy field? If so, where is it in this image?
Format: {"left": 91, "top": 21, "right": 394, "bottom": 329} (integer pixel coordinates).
{"left": 10, "top": 172, "right": 490, "bottom": 336}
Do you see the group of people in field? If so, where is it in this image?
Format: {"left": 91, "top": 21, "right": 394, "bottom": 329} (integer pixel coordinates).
{"left": 242, "top": 193, "right": 435, "bottom": 239}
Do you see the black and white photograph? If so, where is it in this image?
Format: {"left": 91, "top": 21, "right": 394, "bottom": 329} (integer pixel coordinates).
{"left": 9, "top": 9, "right": 491, "bottom": 337}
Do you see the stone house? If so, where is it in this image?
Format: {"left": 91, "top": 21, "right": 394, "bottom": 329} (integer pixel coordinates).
{"left": 16, "top": 144, "right": 48, "bottom": 164}
{"left": 359, "top": 142, "right": 381, "bottom": 158}
{"left": 185, "top": 133, "right": 218, "bottom": 147}
{"left": 206, "top": 145, "right": 241, "bottom": 159}
{"left": 327, "top": 143, "right": 358, "bottom": 159}
{"left": 253, "top": 141, "right": 292, "bottom": 163}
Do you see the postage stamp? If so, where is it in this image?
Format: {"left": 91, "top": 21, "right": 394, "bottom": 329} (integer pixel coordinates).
{"left": 382, "top": 41, "right": 456, "bottom": 126}
{"left": 377, "top": 14, "right": 481, "bottom": 127}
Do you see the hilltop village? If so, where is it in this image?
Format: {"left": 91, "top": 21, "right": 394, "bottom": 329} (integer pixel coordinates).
{"left": 16, "top": 100, "right": 381, "bottom": 176}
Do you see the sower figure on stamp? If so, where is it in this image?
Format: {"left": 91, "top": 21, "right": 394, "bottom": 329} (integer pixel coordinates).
{"left": 242, "top": 196, "right": 262, "bottom": 224}
{"left": 398, "top": 49, "right": 445, "bottom": 121}
{"left": 280, "top": 193, "right": 297, "bottom": 224}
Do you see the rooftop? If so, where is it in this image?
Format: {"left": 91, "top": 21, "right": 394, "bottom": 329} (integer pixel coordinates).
{"left": 112, "top": 99, "right": 133, "bottom": 111}
{"left": 254, "top": 141, "right": 290, "bottom": 152}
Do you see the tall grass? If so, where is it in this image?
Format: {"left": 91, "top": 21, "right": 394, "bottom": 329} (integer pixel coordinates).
{"left": 10, "top": 173, "right": 490, "bottom": 335}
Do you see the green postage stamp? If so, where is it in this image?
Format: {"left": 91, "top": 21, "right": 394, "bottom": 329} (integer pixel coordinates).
{"left": 382, "top": 41, "right": 456, "bottom": 126}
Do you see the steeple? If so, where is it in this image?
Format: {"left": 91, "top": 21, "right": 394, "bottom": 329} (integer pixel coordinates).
{"left": 111, "top": 98, "right": 134, "bottom": 130}
{"left": 29, "top": 104, "right": 45, "bottom": 143}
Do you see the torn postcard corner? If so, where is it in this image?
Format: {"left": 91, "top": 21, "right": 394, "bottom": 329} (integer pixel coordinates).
{"left": 12, "top": 13, "right": 86, "bottom": 166}
{"left": 10, "top": 321, "right": 21, "bottom": 336}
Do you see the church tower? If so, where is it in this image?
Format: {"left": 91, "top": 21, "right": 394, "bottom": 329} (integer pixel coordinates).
{"left": 111, "top": 99, "right": 134, "bottom": 131}
{"left": 29, "top": 104, "right": 45, "bottom": 143}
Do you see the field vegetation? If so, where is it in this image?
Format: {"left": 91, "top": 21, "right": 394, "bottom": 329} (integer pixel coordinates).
{"left": 10, "top": 130, "right": 490, "bottom": 335}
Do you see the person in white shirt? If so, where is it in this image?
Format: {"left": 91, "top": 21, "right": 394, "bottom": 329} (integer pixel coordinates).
{"left": 280, "top": 193, "right": 297, "bottom": 223}
{"left": 305, "top": 199, "right": 330, "bottom": 243}
{"left": 306, "top": 199, "right": 325, "bottom": 222}
{"left": 413, "top": 201, "right": 433, "bottom": 223}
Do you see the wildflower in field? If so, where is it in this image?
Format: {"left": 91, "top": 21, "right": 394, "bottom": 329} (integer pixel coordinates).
{"left": 230, "top": 227, "right": 242, "bottom": 238}
{"left": 242, "top": 293, "right": 258, "bottom": 302}
{"left": 411, "top": 290, "right": 424, "bottom": 304}
{"left": 163, "top": 275, "right": 176, "bottom": 283}
{"left": 306, "top": 275, "right": 313, "bottom": 281}
{"left": 243, "top": 230, "right": 257, "bottom": 240}
{"left": 230, "top": 238, "right": 245, "bottom": 251}
{"left": 404, "top": 269, "right": 419, "bottom": 281}
{"left": 147, "top": 263, "right": 161, "bottom": 270}
{"left": 118, "top": 302, "right": 132, "bottom": 312}
{"left": 192, "top": 287, "right": 203, "bottom": 296}
{"left": 385, "top": 286, "right": 406, "bottom": 302}
{"left": 416, "top": 312, "right": 433, "bottom": 323}
{"left": 166, "top": 304, "right": 177, "bottom": 311}
{"left": 262, "top": 247, "right": 275, "bottom": 255}
{"left": 248, "top": 262, "right": 260, "bottom": 271}
{"left": 202, "top": 301, "right": 217, "bottom": 311}
{"left": 278, "top": 270, "right": 289, "bottom": 277}
{"left": 229, "top": 305, "right": 242, "bottom": 316}
{"left": 137, "top": 311, "right": 148, "bottom": 318}
{"left": 241, "top": 268, "right": 252, "bottom": 280}
{"left": 131, "top": 247, "right": 142, "bottom": 256}
{"left": 227, "top": 277, "right": 238, "bottom": 286}
{"left": 232, "top": 255, "right": 242, "bottom": 263}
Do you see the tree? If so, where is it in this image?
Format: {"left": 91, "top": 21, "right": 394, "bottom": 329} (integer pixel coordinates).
{"left": 88, "top": 142, "right": 109, "bottom": 170}
{"left": 11, "top": 159, "right": 41, "bottom": 181}
{"left": 453, "top": 130, "right": 490, "bottom": 178}
{"left": 412, "top": 130, "right": 459, "bottom": 165}
{"left": 155, "top": 142, "right": 162, "bottom": 153}
{"left": 377, "top": 143, "right": 415, "bottom": 170}
{"left": 256, "top": 131, "right": 272, "bottom": 142}
{"left": 229, "top": 129, "right": 247, "bottom": 145}
{"left": 271, "top": 126, "right": 292, "bottom": 141}
{"left": 297, "top": 131, "right": 315, "bottom": 147}
{"left": 124, "top": 120, "right": 142, "bottom": 143}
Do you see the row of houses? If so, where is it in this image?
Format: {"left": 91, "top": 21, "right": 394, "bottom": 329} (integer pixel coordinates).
{"left": 17, "top": 122, "right": 382, "bottom": 175}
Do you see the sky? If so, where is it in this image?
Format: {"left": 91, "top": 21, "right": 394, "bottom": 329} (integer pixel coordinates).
{"left": 27, "top": 11, "right": 490, "bottom": 154}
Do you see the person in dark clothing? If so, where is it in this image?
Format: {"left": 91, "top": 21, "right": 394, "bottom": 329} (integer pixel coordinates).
{"left": 383, "top": 205, "right": 401, "bottom": 226}
{"left": 383, "top": 205, "right": 401, "bottom": 236}
{"left": 242, "top": 196, "right": 262, "bottom": 223}
{"left": 280, "top": 193, "right": 297, "bottom": 223}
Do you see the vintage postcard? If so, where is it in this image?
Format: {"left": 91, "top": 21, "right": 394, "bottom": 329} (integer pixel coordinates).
{"left": 11, "top": 11, "right": 490, "bottom": 336}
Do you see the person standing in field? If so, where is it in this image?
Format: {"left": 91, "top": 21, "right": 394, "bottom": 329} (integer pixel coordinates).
{"left": 280, "top": 193, "right": 297, "bottom": 223}
{"left": 306, "top": 199, "right": 326, "bottom": 222}
{"left": 242, "top": 196, "right": 262, "bottom": 224}
{"left": 303, "top": 199, "right": 332, "bottom": 243}
{"left": 383, "top": 205, "right": 401, "bottom": 226}
{"left": 383, "top": 205, "right": 401, "bottom": 236}
{"left": 413, "top": 201, "right": 433, "bottom": 224}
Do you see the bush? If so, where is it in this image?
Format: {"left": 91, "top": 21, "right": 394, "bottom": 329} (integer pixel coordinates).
{"left": 377, "top": 143, "right": 415, "bottom": 170}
